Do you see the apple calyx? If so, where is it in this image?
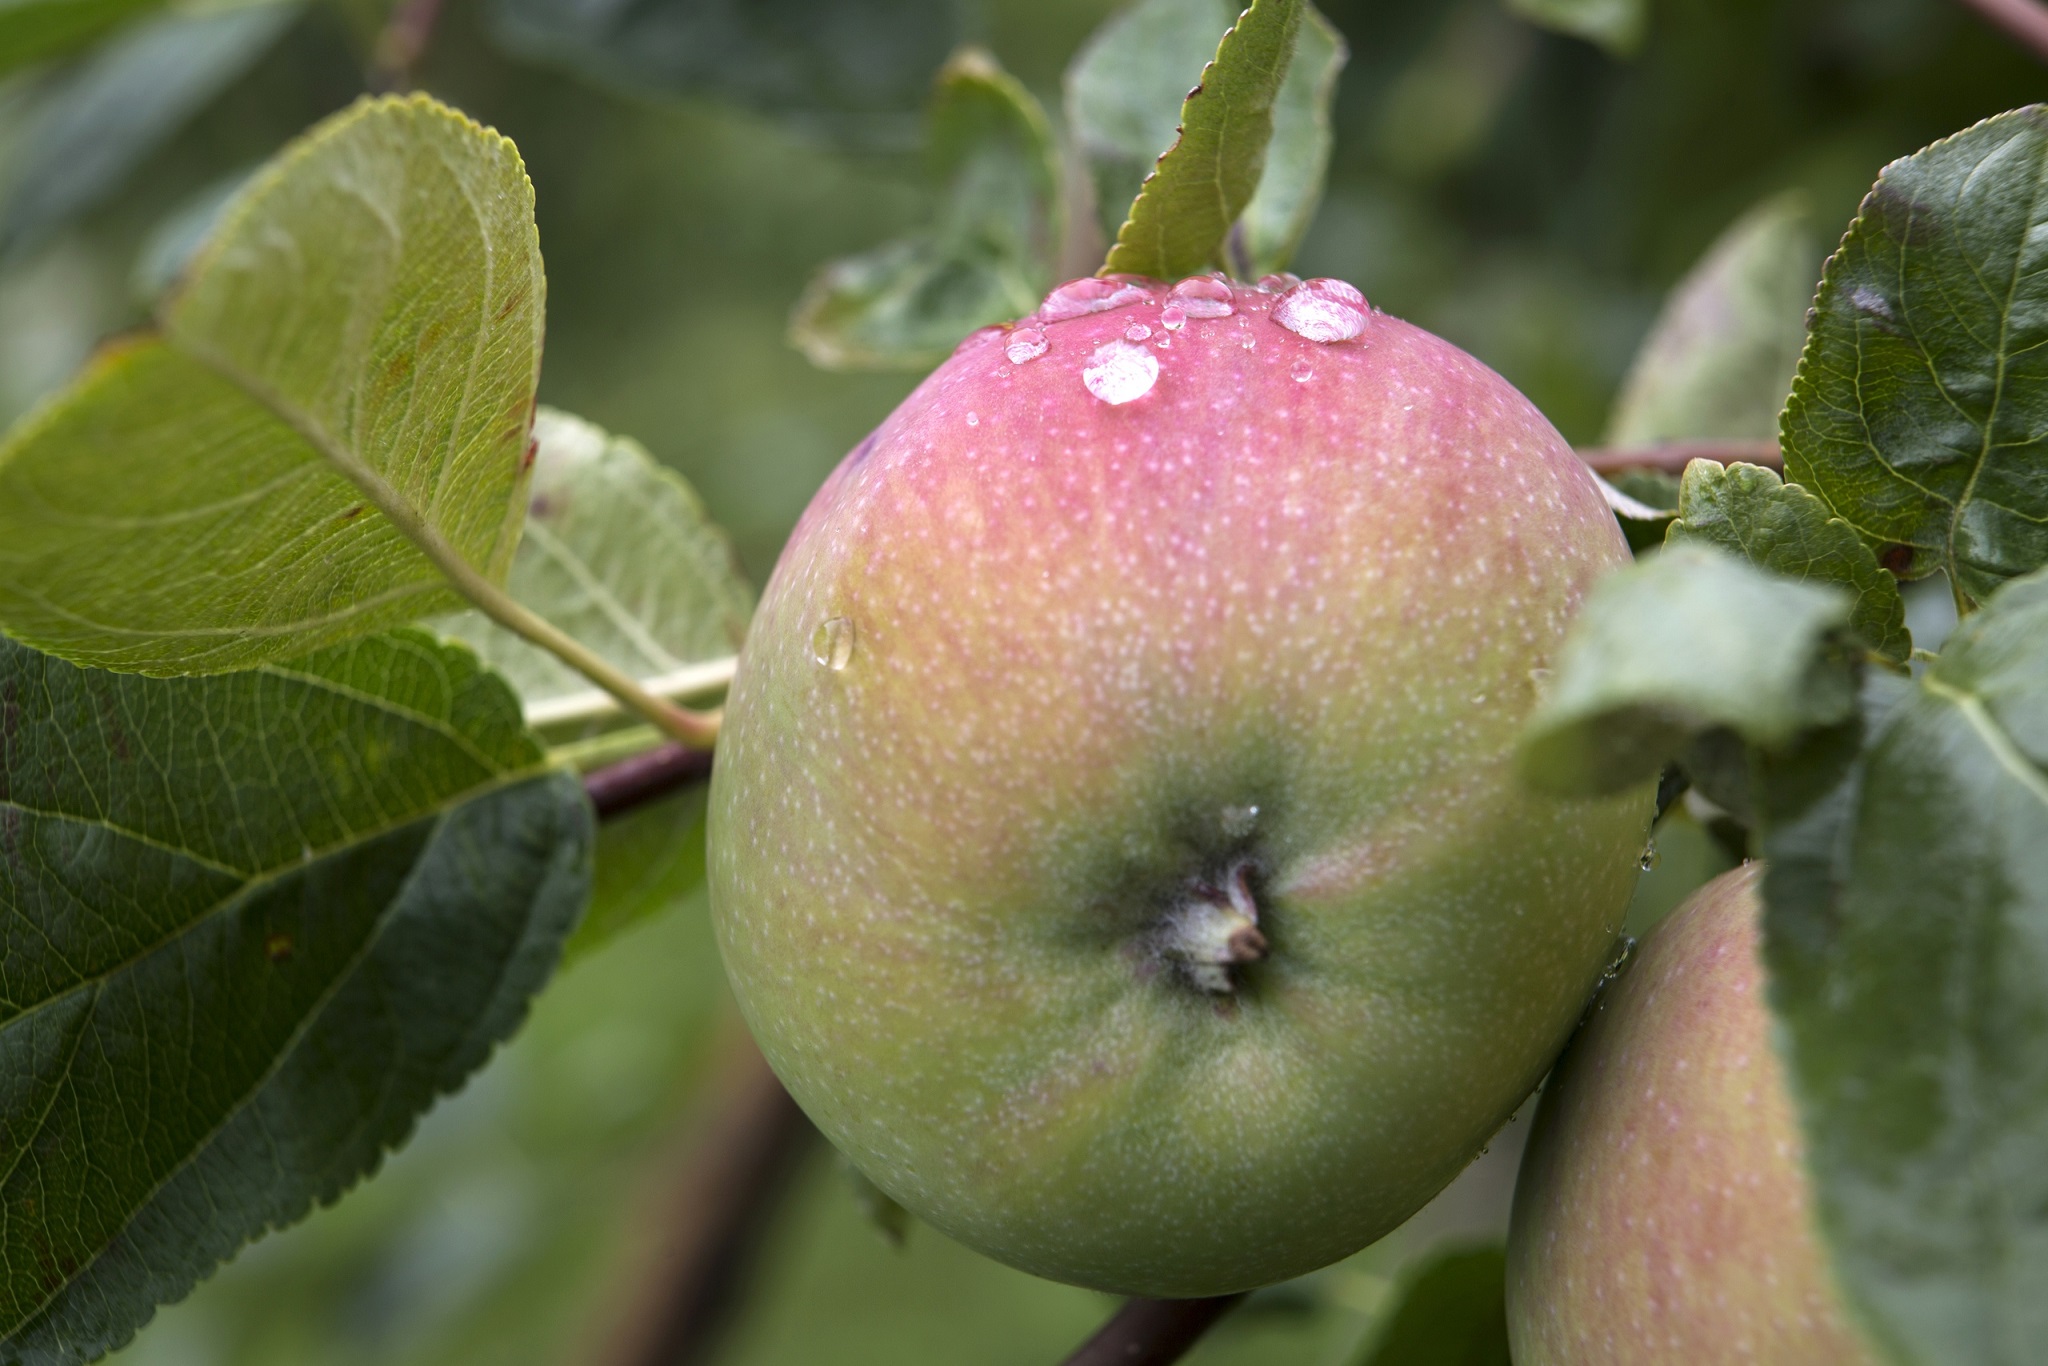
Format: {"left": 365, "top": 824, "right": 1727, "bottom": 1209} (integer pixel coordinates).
{"left": 1159, "top": 859, "right": 1268, "bottom": 994}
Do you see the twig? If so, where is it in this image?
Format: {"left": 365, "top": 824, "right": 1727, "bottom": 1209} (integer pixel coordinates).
{"left": 1952, "top": 0, "right": 2048, "bottom": 63}
{"left": 1575, "top": 440, "right": 1782, "bottom": 477}
{"left": 591, "top": 1036, "right": 815, "bottom": 1366}
{"left": 370, "top": 0, "right": 448, "bottom": 91}
{"left": 1061, "top": 1295, "right": 1248, "bottom": 1366}
{"left": 583, "top": 743, "right": 714, "bottom": 821}
{"left": 527, "top": 657, "right": 737, "bottom": 731}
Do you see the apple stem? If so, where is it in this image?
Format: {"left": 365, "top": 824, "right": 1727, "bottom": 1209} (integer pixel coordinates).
{"left": 584, "top": 743, "right": 714, "bottom": 820}
{"left": 1060, "top": 1294, "right": 1248, "bottom": 1366}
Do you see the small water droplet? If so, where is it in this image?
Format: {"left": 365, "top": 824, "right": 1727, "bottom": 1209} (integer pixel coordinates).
{"left": 1221, "top": 804, "right": 1260, "bottom": 838}
{"left": 1601, "top": 935, "right": 1638, "bottom": 982}
{"left": 1272, "top": 278, "right": 1368, "bottom": 343}
{"left": 1258, "top": 272, "right": 1303, "bottom": 292}
{"left": 1168, "top": 276, "right": 1236, "bottom": 319}
{"left": 1082, "top": 340, "right": 1159, "bottom": 405}
{"left": 1038, "top": 276, "right": 1152, "bottom": 322}
{"left": 1005, "top": 327, "right": 1048, "bottom": 364}
{"left": 1639, "top": 841, "right": 1660, "bottom": 872}
{"left": 811, "top": 617, "right": 855, "bottom": 670}
{"left": 1240, "top": 332, "right": 1257, "bottom": 351}
{"left": 1125, "top": 321, "right": 1153, "bottom": 341}
{"left": 1470, "top": 691, "right": 1488, "bottom": 706}
{"left": 1290, "top": 359, "right": 1314, "bottom": 383}
{"left": 965, "top": 411, "right": 979, "bottom": 427}
{"left": 1160, "top": 304, "right": 1187, "bottom": 330}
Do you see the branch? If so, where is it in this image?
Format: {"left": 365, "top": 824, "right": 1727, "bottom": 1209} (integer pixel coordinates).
{"left": 1953, "top": 0, "right": 2048, "bottom": 64}
{"left": 370, "top": 0, "right": 447, "bottom": 91}
{"left": 583, "top": 743, "right": 714, "bottom": 821}
{"left": 590, "top": 1036, "right": 815, "bottom": 1366}
{"left": 1575, "top": 440, "right": 1782, "bottom": 477}
{"left": 1061, "top": 1295, "right": 1247, "bottom": 1366}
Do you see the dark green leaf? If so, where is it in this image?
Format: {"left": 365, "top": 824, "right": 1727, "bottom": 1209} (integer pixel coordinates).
{"left": 483, "top": 0, "right": 962, "bottom": 144}
{"left": 1505, "top": 0, "right": 1647, "bottom": 56}
{"left": 1100, "top": 0, "right": 1305, "bottom": 280}
{"left": 1606, "top": 193, "right": 1816, "bottom": 447}
{"left": 1351, "top": 1245, "right": 1511, "bottom": 1366}
{"left": 1228, "top": 3, "right": 1345, "bottom": 279}
{"left": 434, "top": 407, "right": 752, "bottom": 732}
{"left": 0, "top": 630, "right": 593, "bottom": 1363}
{"left": 1668, "top": 461, "right": 1910, "bottom": 664}
{"left": 789, "top": 48, "right": 1058, "bottom": 371}
{"left": 0, "top": 0, "right": 166, "bottom": 81}
{"left": 1517, "top": 543, "right": 1862, "bottom": 797}
{"left": 1760, "top": 566, "right": 2048, "bottom": 1366}
{"left": 1782, "top": 106, "right": 2048, "bottom": 607}
{"left": 0, "top": 95, "right": 544, "bottom": 675}
{"left": 0, "top": 3, "right": 299, "bottom": 257}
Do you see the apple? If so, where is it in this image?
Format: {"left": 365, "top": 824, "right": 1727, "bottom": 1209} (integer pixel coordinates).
{"left": 1506, "top": 864, "right": 1880, "bottom": 1364}
{"left": 707, "top": 273, "right": 1649, "bottom": 1296}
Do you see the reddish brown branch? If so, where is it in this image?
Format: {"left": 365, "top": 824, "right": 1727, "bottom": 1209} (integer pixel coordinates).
{"left": 369, "top": 0, "right": 447, "bottom": 90}
{"left": 1061, "top": 1295, "right": 1248, "bottom": 1366}
{"left": 1575, "top": 440, "right": 1782, "bottom": 477}
{"left": 584, "top": 743, "right": 714, "bottom": 821}
{"left": 1953, "top": 0, "right": 2048, "bottom": 64}
{"left": 591, "top": 1036, "right": 815, "bottom": 1366}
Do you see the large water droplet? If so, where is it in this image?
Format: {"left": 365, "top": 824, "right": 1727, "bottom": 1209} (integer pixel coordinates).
{"left": 1083, "top": 340, "right": 1160, "bottom": 405}
{"left": 1005, "top": 328, "right": 1048, "bottom": 363}
{"left": 1271, "top": 278, "right": 1368, "bottom": 343}
{"left": 811, "top": 617, "right": 855, "bottom": 670}
{"left": 1160, "top": 305, "right": 1187, "bottom": 330}
{"left": 1258, "top": 272, "right": 1303, "bottom": 292}
{"left": 1168, "top": 275, "right": 1235, "bottom": 319}
{"left": 1290, "top": 359, "right": 1314, "bottom": 383}
{"left": 1038, "top": 276, "right": 1153, "bottom": 322}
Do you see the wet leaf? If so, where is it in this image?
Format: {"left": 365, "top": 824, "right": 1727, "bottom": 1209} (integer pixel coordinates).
{"left": 1783, "top": 107, "right": 2048, "bottom": 606}
{"left": 0, "top": 95, "right": 543, "bottom": 674}
{"left": 0, "top": 630, "right": 592, "bottom": 1363}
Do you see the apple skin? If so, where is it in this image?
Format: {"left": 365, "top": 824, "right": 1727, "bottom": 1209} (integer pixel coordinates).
{"left": 1506, "top": 864, "right": 1881, "bottom": 1364}
{"left": 708, "top": 276, "right": 1649, "bottom": 1296}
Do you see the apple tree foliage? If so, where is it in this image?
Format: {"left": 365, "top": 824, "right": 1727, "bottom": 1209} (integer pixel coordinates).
{"left": 0, "top": 0, "right": 2041, "bottom": 1363}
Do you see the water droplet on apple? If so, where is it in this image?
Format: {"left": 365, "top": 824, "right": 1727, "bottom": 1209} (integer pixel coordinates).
{"left": 1082, "top": 340, "right": 1159, "bottom": 405}
{"left": 1005, "top": 328, "right": 1048, "bottom": 364}
{"left": 965, "top": 412, "right": 979, "bottom": 427}
{"left": 1126, "top": 321, "right": 1153, "bottom": 342}
{"left": 1160, "top": 305, "right": 1187, "bottom": 330}
{"left": 1168, "top": 276, "right": 1235, "bottom": 318}
{"left": 1038, "top": 276, "right": 1152, "bottom": 322}
{"left": 1290, "top": 359, "right": 1314, "bottom": 383}
{"left": 1221, "top": 804, "right": 1260, "bottom": 837}
{"left": 1258, "top": 272, "right": 1303, "bottom": 292}
{"left": 1272, "top": 278, "right": 1368, "bottom": 343}
{"left": 811, "top": 617, "right": 856, "bottom": 670}
{"left": 1638, "top": 841, "right": 1659, "bottom": 872}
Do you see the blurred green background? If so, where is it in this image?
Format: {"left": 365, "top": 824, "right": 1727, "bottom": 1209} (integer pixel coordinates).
{"left": 0, "top": 0, "right": 2030, "bottom": 1361}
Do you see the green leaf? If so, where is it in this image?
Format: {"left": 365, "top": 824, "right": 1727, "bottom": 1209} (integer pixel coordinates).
{"left": 566, "top": 780, "right": 709, "bottom": 962}
{"left": 483, "top": 0, "right": 963, "bottom": 144}
{"left": 1506, "top": 0, "right": 1647, "bottom": 56}
{"left": 1759, "top": 566, "right": 2048, "bottom": 1366}
{"left": 1066, "top": 0, "right": 1236, "bottom": 245}
{"left": 1603, "top": 467, "right": 1680, "bottom": 553}
{"left": 1606, "top": 193, "right": 1817, "bottom": 447}
{"left": 1517, "top": 543, "right": 1862, "bottom": 797}
{"left": 1782, "top": 106, "right": 2048, "bottom": 606}
{"left": 789, "top": 47, "right": 1059, "bottom": 371}
{"left": 1100, "top": 0, "right": 1305, "bottom": 281}
{"left": 1229, "top": 3, "right": 1345, "bottom": 279}
{"left": 0, "top": 0, "right": 167, "bottom": 81}
{"left": 432, "top": 407, "right": 752, "bottom": 729}
{"left": 0, "top": 94, "right": 544, "bottom": 675}
{"left": 0, "top": 3, "right": 300, "bottom": 258}
{"left": 1350, "top": 1245, "right": 1511, "bottom": 1366}
{"left": 0, "top": 629, "right": 593, "bottom": 1363}
{"left": 1667, "top": 461, "right": 1911, "bottom": 664}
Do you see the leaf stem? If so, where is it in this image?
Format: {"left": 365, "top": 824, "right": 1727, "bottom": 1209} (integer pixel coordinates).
{"left": 527, "top": 657, "right": 737, "bottom": 731}
{"left": 1952, "top": 0, "right": 2048, "bottom": 64}
{"left": 1061, "top": 1295, "right": 1247, "bottom": 1366}
{"left": 583, "top": 743, "right": 715, "bottom": 820}
{"left": 1576, "top": 440, "right": 1783, "bottom": 477}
